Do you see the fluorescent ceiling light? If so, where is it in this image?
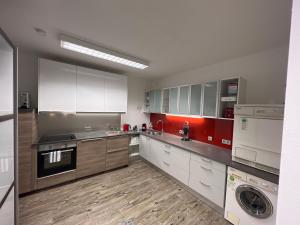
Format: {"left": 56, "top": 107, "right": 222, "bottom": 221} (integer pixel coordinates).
{"left": 60, "top": 35, "right": 149, "bottom": 69}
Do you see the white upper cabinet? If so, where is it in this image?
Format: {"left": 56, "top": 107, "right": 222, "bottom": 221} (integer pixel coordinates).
{"left": 76, "top": 66, "right": 105, "bottom": 112}
{"left": 38, "top": 59, "right": 128, "bottom": 113}
{"left": 39, "top": 59, "right": 77, "bottom": 112}
{"left": 104, "top": 73, "right": 127, "bottom": 112}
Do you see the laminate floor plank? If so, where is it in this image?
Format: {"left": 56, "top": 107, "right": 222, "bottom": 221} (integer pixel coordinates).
{"left": 19, "top": 160, "right": 231, "bottom": 225}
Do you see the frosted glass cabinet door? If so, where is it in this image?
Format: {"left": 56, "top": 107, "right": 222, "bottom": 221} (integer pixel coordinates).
{"left": 203, "top": 81, "right": 219, "bottom": 117}
{"left": 154, "top": 90, "right": 162, "bottom": 113}
{"left": 149, "top": 90, "right": 155, "bottom": 113}
{"left": 169, "top": 88, "right": 179, "bottom": 114}
{"left": 76, "top": 66, "right": 105, "bottom": 112}
{"left": 0, "top": 35, "right": 13, "bottom": 116}
{"left": 38, "top": 59, "right": 77, "bottom": 112}
{"left": 0, "top": 187, "right": 14, "bottom": 225}
{"left": 0, "top": 119, "right": 14, "bottom": 201}
{"left": 178, "top": 86, "right": 190, "bottom": 114}
{"left": 190, "top": 84, "right": 202, "bottom": 115}
{"left": 104, "top": 73, "right": 128, "bottom": 112}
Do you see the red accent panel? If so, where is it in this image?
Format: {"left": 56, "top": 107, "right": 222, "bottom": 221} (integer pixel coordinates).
{"left": 150, "top": 114, "right": 233, "bottom": 150}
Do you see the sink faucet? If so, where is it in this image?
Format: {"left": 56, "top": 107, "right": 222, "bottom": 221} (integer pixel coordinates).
{"left": 156, "top": 120, "right": 164, "bottom": 132}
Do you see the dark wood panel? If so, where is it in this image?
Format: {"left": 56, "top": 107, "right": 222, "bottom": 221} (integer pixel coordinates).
{"left": 76, "top": 139, "right": 107, "bottom": 178}
{"left": 18, "top": 111, "right": 37, "bottom": 194}
{"left": 36, "top": 170, "right": 76, "bottom": 190}
{"left": 106, "top": 136, "right": 129, "bottom": 151}
{"left": 106, "top": 149, "right": 129, "bottom": 170}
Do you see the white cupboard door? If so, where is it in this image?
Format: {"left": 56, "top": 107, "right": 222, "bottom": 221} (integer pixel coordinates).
{"left": 105, "top": 73, "right": 128, "bottom": 112}
{"left": 139, "top": 135, "right": 147, "bottom": 159}
{"left": 76, "top": 66, "right": 105, "bottom": 112}
{"left": 0, "top": 187, "right": 14, "bottom": 225}
{"left": 0, "top": 119, "right": 14, "bottom": 201}
{"left": 38, "top": 59, "right": 77, "bottom": 112}
{"left": 0, "top": 35, "right": 13, "bottom": 116}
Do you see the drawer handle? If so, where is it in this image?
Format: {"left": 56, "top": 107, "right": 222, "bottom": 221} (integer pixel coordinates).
{"left": 200, "top": 166, "right": 212, "bottom": 171}
{"left": 164, "top": 150, "right": 171, "bottom": 154}
{"left": 163, "top": 161, "right": 170, "bottom": 166}
{"left": 199, "top": 180, "right": 211, "bottom": 188}
{"left": 165, "top": 144, "right": 171, "bottom": 148}
{"left": 81, "top": 137, "right": 104, "bottom": 142}
{"left": 201, "top": 158, "right": 212, "bottom": 163}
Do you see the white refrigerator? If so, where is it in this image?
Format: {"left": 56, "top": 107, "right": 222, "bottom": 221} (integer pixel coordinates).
{"left": 0, "top": 28, "right": 16, "bottom": 225}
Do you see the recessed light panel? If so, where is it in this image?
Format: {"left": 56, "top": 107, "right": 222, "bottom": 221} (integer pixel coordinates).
{"left": 60, "top": 35, "right": 148, "bottom": 69}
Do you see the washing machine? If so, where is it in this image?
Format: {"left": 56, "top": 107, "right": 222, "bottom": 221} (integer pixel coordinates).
{"left": 224, "top": 167, "right": 278, "bottom": 225}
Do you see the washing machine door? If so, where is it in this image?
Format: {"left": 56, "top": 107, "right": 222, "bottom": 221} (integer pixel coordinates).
{"left": 235, "top": 184, "right": 273, "bottom": 219}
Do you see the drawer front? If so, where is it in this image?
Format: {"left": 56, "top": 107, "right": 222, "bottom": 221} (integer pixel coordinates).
{"left": 170, "top": 145, "right": 190, "bottom": 172}
{"left": 106, "top": 149, "right": 129, "bottom": 170}
{"left": 170, "top": 166, "right": 189, "bottom": 185}
{"left": 107, "top": 136, "right": 129, "bottom": 152}
{"left": 254, "top": 107, "right": 284, "bottom": 118}
{"left": 190, "top": 153, "right": 225, "bottom": 173}
{"left": 190, "top": 159, "right": 226, "bottom": 189}
{"left": 189, "top": 176, "right": 225, "bottom": 207}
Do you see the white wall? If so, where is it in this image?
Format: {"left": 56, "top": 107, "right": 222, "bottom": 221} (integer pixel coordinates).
{"left": 276, "top": 1, "right": 300, "bottom": 224}
{"left": 152, "top": 46, "right": 289, "bottom": 104}
{"left": 121, "top": 75, "right": 150, "bottom": 127}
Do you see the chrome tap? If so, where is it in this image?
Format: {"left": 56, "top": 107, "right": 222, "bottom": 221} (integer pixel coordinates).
{"left": 156, "top": 120, "right": 164, "bottom": 132}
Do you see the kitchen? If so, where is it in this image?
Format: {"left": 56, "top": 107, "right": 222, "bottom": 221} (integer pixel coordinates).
{"left": 0, "top": 0, "right": 299, "bottom": 225}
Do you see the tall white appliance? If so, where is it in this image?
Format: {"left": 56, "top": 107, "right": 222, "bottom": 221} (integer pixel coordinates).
{"left": 232, "top": 104, "right": 284, "bottom": 174}
{"left": 0, "top": 28, "right": 16, "bottom": 225}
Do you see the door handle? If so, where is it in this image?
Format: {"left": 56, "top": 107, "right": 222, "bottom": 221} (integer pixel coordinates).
{"left": 199, "top": 180, "right": 211, "bottom": 188}
{"left": 200, "top": 166, "right": 212, "bottom": 172}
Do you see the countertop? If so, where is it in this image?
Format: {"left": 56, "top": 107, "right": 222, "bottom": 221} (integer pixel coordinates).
{"left": 140, "top": 132, "right": 279, "bottom": 184}
{"left": 37, "top": 130, "right": 138, "bottom": 145}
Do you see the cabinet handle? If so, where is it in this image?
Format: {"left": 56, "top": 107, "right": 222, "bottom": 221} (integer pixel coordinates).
{"left": 199, "top": 180, "right": 211, "bottom": 188}
{"left": 200, "top": 166, "right": 212, "bottom": 171}
{"left": 81, "top": 137, "right": 104, "bottom": 142}
{"left": 164, "top": 150, "right": 171, "bottom": 154}
{"left": 163, "top": 161, "right": 170, "bottom": 166}
{"left": 165, "top": 144, "right": 171, "bottom": 148}
{"left": 201, "top": 158, "right": 211, "bottom": 163}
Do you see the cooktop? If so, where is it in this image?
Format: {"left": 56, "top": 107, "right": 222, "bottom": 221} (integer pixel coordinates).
{"left": 39, "top": 134, "right": 76, "bottom": 144}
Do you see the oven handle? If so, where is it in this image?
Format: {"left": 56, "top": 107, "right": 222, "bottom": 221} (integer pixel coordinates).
{"left": 41, "top": 149, "right": 74, "bottom": 156}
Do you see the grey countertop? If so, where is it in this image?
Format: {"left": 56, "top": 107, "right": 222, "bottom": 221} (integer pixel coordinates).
{"left": 37, "top": 130, "right": 138, "bottom": 145}
{"left": 140, "top": 132, "right": 279, "bottom": 184}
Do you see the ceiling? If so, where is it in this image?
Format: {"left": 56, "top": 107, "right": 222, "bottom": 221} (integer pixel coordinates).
{"left": 0, "top": 0, "right": 292, "bottom": 78}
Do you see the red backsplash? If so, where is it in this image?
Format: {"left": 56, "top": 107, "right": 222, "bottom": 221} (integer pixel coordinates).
{"left": 150, "top": 113, "right": 233, "bottom": 150}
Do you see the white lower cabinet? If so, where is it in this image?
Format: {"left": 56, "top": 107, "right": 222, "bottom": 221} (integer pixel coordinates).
{"left": 139, "top": 135, "right": 151, "bottom": 162}
{"left": 188, "top": 153, "right": 226, "bottom": 207}
{"left": 139, "top": 135, "right": 227, "bottom": 208}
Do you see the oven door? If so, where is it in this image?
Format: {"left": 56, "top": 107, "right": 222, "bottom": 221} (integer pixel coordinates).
{"left": 38, "top": 147, "right": 76, "bottom": 178}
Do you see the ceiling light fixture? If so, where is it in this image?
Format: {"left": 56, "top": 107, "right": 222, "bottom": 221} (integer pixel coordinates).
{"left": 60, "top": 35, "right": 149, "bottom": 69}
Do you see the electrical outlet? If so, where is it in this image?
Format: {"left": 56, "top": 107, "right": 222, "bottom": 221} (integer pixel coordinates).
{"left": 222, "top": 139, "right": 231, "bottom": 145}
{"left": 208, "top": 136, "right": 213, "bottom": 141}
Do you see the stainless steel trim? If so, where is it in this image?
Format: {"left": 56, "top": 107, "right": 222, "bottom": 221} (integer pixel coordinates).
{"left": 235, "top": 184, "right": 273, "bottom": 219}
{"left": 41, "top": 149, "right": 74, "bottom": 156}
{"left": 81, "top": 137, "right": 104, "bottom": 142}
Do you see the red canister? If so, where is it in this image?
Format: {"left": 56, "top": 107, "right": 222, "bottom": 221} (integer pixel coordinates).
{"left": 123, "top": 124, "right": 131, "bottom": 131}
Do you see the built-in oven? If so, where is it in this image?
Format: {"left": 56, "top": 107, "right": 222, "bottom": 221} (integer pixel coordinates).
{"left": 38, "top": 141, "right": 77, "bottom": 178}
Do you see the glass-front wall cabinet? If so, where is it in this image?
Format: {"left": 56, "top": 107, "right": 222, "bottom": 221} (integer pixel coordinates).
{"left": 178, "top": 86, "right": 190, "bottom": 114}
{"left": 169, "top": 87, "right": 179, "bottom": 114}
{"left": 190, "top": 84, "right": 202, "bottom": 115}
{"left": 203, "top": 81, "right": 219, "bottom": 117}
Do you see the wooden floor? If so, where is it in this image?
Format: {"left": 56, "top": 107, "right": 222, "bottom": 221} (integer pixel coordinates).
{"left": 19, "top": 160, "right": 231, "bottom": 225}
